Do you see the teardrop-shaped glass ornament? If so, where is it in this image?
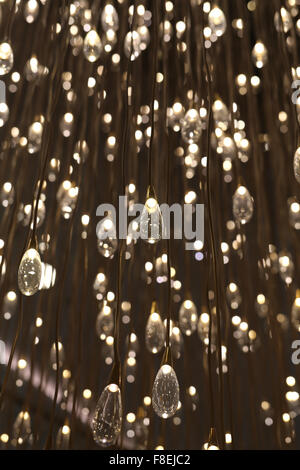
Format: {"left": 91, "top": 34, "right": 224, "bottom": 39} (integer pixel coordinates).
{"left": 179, "top": 300, "right": 198, "bottom": 336}
{"left": 0, "top": 102, "right": 9, "bottom": 127}
{"left": 232, "top": 185, "right": 254, "bottom": 224}
{"left": 12, "top": 411, "right": 32, "bottom": 447}
{"left": 83, "top": 30, "right": 102, "bottom": 63}
{"left": 124, "top": 31, "right": 141, "bottom": 61}
{"left": 291, "top": 291, "right": 300, "bottom": 331}
{"left": 197, "top": 311, "right": 217, "bottom": 349}
{"left": 18, "top": 248, "right": 42, "bottom": 296}
{"left": 252, "top": 41, "right": 268, "bottom": 68}
{"left": 92, "top": 383, "right": 122, "bottom": 447}
{"left": 279, "top": 251, "right": 294, "bottom": 285}
{"left": 208, "top": 6, "right": 227, "bottom": 37}
{"left": 226, "top": 282, "right": 242, "bottom": 310}
{"left": 145, "top": 302, "right": 165, "bottom": 354}
{"left": 212, "top": 99, "right": 230, "bottom": 131}
{"left": 24, "top": 0, "right": 39, "bottom": 24}
{"left": 101, "top": 4, "right": 119, "bottom": 32}
{"left": 97, "top": 215, "right": 118, "bottom": 258}
{"left": 289, "top": 200, "right": 300, "bottom": 230}
{"left": 96, "top": 301, "right": 114, "bottom": 340}
{"left": 293, "top": 148, "right": 300, "bottom": 184}
{"left": 56, "top": 424, "right": 70, "bottom": 450}
{"left": 274, "top": 7, "right": 292, "bottom": 33}
{"left": 152, "top": 364, "right": 179, "bottom": 419}
{"left": 28, "top": 121, "right": 43, "bottom": 154}
{"left": 0, "top": 42, "right": 13, "bottom": 76}
{"left": 140, "top": 191, "right": 163, "bottom": 244}
{"left": 181, "top": 109, "right": 202, "bottom": 144}
{"left": 206, "top": 427, "right": 220, "bottom": 450}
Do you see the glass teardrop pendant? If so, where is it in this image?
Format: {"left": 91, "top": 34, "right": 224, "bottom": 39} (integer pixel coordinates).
{"left": 179, "top": 300, "right": 198, "bottom": 336}
{"left": 18, "top": 248, "right": 42, "bottom": 296}
{"left": 152, "top": 364, "right": 179, "bottom": 419}
{"left": 0, "top": 42, "right": 14, "bottom": 76}
{"left": 291, "top": 290, "right": 300, "bottom": 332}
{"left": 208, "top": 6, "right": 227, "bottom": 37}
{"left": 96, "top": 300, "right": 114, "bottom": 340}
{"left": 145, "top": 302, "right": 165, "bottom": 354}
{"left": 181, "top": 109, "right": 202, "bottom": 144}
{"left": 97, "top": 215, "right": 118, "bottom": 258}
{"left": 83, "top": 30, "right": 102, "bottom": 63}
{"left": 92, "top": 383, "right": 122, "bottom": 447}
{"left": 232, "top": 185, "right": 254, "bottom": 224}
{"left": 294, "top": 148, "right": 300, "bottom": 184}
{"left": 140, "top": 188, "right": 163, "bottom": 244}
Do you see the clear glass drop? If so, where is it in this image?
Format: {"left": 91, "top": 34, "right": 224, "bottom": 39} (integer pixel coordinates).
{"left": 21, "top": 199, "right": 45, "bottom": 228}
{"left": 28, "top": 121, "right": 43, "bottom": 154}
{"left": 97, "top": 215, "right": 118, "bottom": 258}
{"left": 73, "top": 140, "right": 89, "bottom": 164}
{"left": 83, "top": 29, "right": 102, "bottom": 62}
{"left": 0, "top": 42, "right": 13, "bottom": 76}
{"left": 274, "top": 7, "right": 292, "bottom": 33}
{"left": 50, "top": 341, "right": 65, "bottom": 370}
{"left": 145, "top": 305, "right": 165, "bottom": 354}
{"left": 25, "top": 55, "right": 48, "bottom": 82}
{"left": 179, "top": 300, "right": 198, "bottom": 336}
{"left": 218, "top": 133, "right": 236, "bottom": 160}
{"left": 93, "top": 271, "right": 107, "bottom": 295}
{"left": 56, "top": 424, "right": 70, "bottom": 449}
{"left": 181, "top": 109, "right": 202, "bottom": 144}
{"left": 124, "top": 31, "right": 141, "bottom": 61}
{"left": 96, "top": 301, "right": 114, "bottom": 340}
{"left": 152, "top": 364, "right": 179, "bottom": 419}
{"left": 12, "top": 411, "right": 32, "bottom": 447}
{"left": 252, "top": 41, "right": 268, "bottom": 68}
{"left": 292, "top": 293, "right": 300, "bottom": 331}
{"left": 167, "top": 101, "right": 185, "bottom": 132}
{"left": 24, "top": 0, "right": 39, "bottom": 24}
{"left": 57, "top": 180, "right": 79, "bottom": 219}
{"left": 170, "top": 325, "right": 183, "bottom": 360}
{"left": 18, "top": 248, "right": 42, "bottom": 296}
{"left": 0, "top": 102, "right": 9, "bottom": 127}
{"left": 232, "top": 185, "right": 254, "bottom": 224}
{"left": 213, "top": 99, "right": 230, "bottom": 131}
{"left": 293, "top": 148, "right": 300, "bottom": 184}
{"left": 226, "top": 282, "right": 242, "bottom": 310}
{"left": 138, "top": 25, "right": 150, "bottom": 51}
{"left": 197, "top": 312, "right": 217, "bottom": 349}
{"left": 140, "top": 197, "right": 163, "bottom": 244}
{"left": 279, "top": 251, "right": 294, "bottom": 285}
{"left": 289, "top": 200, "right": 300, "bottom": 230}
{"left": 0, "top": 181, "right": 14, "bottom": 206}
{"left": 208, "top": 6, "right": 227, "bottom": 37}
{"left": 92, "top": 383, "right": 122, "bottom": 447}
{"left": 101, "top": 4, "right": 119, "bottom": 32}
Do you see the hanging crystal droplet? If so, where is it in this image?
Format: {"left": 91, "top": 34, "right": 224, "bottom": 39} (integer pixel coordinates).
{"left": 124, "top": 31, "right": 141, "bottom": 61}
{"left": 145, "top": 306, "right": 165, "bottom": 354}
{"left": 92, "top": 384, "right": 122, "bottom": 447}
{"left": 97, "top": 216, "right": 118, "bottom": 258}
{"left": 293, "top": 148, "right": 300, "bottom": 184}
{"left": 96, "top": 301, "right": 114, "bottom": 339}
{"left": 181, "top": 109, "right": 202, "bottom": 144}
{"left": 0, "top": 102, "right": 9, "bottom": 127}
{"left": 291, "top": 292, "right": 300, "bottom": 331}
{"left": 0, "top": 42, "right": 13, "bottom": 76}
{"left": 212, "top": 99, "right": 230, "bottom": 131}
{"left": 101, "top": 4, "right": 119, "bottom": 32}
{"left": 12, "top": 411, "right": 32, "bottom": 446}
{"left": 28, "top": 121, "right": 43, "bottom": 154}
{"left": 208, "top": 7, "right": 227, "bottom": 37}
{"left": 83, "top": 30, "right": 102, "bottom": 63}
{"left": 140, "top": 197, "right": 163, "bottom": 244}
{"left": 274, "top": 7, "right": 292, "bottom": 33}
{"left": 232, "top": 185, "right": 254, "bottom": 224}
{"left": 152, "top": 364, "right": 179, "bottom": 419}
{"left": 179, "top": 300, "right": 198, "bottom": 336}
{"left": 252, "top": 41, "right": 268, "bottom": 68}
{"left": 18, "top": 248, "right": 42, "bottom": 296}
